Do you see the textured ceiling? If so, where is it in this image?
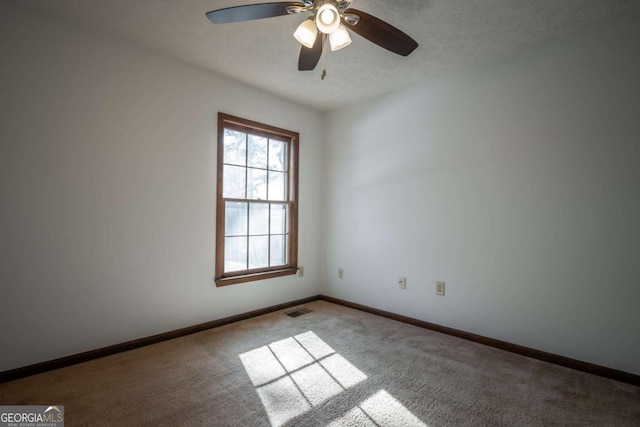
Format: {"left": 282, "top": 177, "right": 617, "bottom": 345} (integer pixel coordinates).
{"left": 12, "top": 0, "right": 638, "bottom": 111}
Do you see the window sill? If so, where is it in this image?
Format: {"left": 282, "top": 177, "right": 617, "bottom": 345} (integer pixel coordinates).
{"left": 215, "top": 267, "right": 298, "bottom": 287}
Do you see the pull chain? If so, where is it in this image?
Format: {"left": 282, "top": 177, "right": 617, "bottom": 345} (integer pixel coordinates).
{"left": 321, "top": 34, "right": 327, "bottom": 80}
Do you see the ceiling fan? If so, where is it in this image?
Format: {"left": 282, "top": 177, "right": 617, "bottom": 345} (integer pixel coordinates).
{"left": 206, "top": 0, "right": 418, "bottom": 78}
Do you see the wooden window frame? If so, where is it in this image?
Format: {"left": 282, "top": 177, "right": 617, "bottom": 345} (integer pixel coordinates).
{"left": 215, "top": 113, "right": 299, "bottom": 286}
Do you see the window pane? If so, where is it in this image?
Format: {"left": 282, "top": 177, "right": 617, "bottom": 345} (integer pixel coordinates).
{"left": 269, "top": 139, "right": 287, "bottom": 171}
{"left": 249, "top": 203, "right": 269, "bottom": 235}
{"left": 225, "top": 202, "right": 247, "bottom": 236}
{"left": 249, "top": 236, "right": 269, "bottom": 269}
{"left": 248, "top": 134, "right": 268, "bottom": 169}
{"left": 225, "top": 236, "right": 247, "bottom": 272}
{"left": 247, "top": 168, "right": 267, "bottom": 200}
{"left": 268, "top": 171, "right": 286, "bottom": 201}
{"left": 270, "top": 235, "right": 286, "bottom": 266}
{"left": 224, "top": 130, "right": 246, "bottom": 166}
{"left": 270, "top": 204, "right": 287, "bottom": 234}
{"left": 223, "top": 165, "right": 246, "bottom": 198}
{"left": 216, "top": 114, "right": 298, "bottom": 285}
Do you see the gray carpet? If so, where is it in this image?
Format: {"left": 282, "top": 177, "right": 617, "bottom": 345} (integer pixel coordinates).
{"left": 1, "top": 300, "right": 638, "bottom": 426}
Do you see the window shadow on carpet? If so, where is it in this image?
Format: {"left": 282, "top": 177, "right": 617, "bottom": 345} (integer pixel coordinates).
{"left": 239, "top": 330, "right": 427, "bottom": 426}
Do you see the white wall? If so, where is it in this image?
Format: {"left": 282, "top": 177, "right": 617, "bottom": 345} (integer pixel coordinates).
{"left": 0, "top": 5, "right": 323, "bottom": 372}
{"left": 323, "top": 12, "right": 640, "bottom": 375}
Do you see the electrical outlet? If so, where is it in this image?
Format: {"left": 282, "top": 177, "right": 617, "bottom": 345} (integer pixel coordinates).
{"left": 436, "top": 281, "right": 445, "bottom": 296}
{"left": 338, "top": 268, "right": 344, "bottom": 279}
{"left": 398, "top": 277, "right": 406, "bottom": 289}
{"left": 297, "top": 266, "right": 304, "bottom": 277}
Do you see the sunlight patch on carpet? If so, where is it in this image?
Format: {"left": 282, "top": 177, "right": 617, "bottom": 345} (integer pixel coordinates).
{"left": 240, "top": 330, "right": 426, "bottom": 426}
{"left": 239, "top": 345, "right": 287, "bottom": 387}
{"left": 360, "top": 389, "right": 427, "bottom": 426}
{"left": 326, "top": 407, "right": 377, "bottom": 427}
{"left": 255, "top": 376, "right": 311, "bottom": 425}
{"left": 319, "top": 353, "right": 368, "bottom": 389}
{"left": 294, "top": 330, "right": 334, "bottom": 359}
{"left": 268, "top": 336, "right": 315, "bottom": 372}
{"left": 240, "top": 331, "right": 366, "bottom": 426}
{"left": 325, "top": 390, "right": 427, "bottom": 427}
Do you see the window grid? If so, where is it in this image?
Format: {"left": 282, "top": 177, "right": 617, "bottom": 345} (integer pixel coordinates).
{"left": 222, "top": 129, "right": 289, "bottom": 271}
{"left": 222, "top": 201, "right": 289, "bottom": 271}
{"left": 216, "top": 113, "right": 299, "bottom": 286}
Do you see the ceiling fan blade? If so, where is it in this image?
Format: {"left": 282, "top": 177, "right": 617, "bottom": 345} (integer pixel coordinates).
{"left": 342, "top": 8, "right": 418, "bottom": 56}
{"left": 206, "top": 2, "right": 304, "bottom": 24}
{"left": 298, "top": 35, "right": 323, "bottom": 71}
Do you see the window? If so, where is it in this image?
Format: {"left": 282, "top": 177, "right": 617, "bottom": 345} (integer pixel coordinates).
{"left": 215, "top": 113, "right": 299, "bottom": 286}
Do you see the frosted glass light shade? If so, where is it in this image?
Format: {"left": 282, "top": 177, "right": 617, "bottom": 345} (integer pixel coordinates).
{"left": 316, "top": 3, "right": 340, "bottom": 34}
{"left": 294, "top": 19, "right": 318, "bottom": 49}
{"left": 329, "top": 25, "right": 351, "bottom": 51}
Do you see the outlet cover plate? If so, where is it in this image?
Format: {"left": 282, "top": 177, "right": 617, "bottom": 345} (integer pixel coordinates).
{"left": 436, "top": 281, "right": 445, "bottom": 296}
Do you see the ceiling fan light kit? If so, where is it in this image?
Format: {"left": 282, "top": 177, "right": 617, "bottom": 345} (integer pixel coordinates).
{"left": 315, "top": 3, "right": 341, "bottom": 34}
{"left": 206, "top": 0, "right": 418, "bottom": 76}
{"left": 294, "top": 18, "right": 318, "bottom": 49}
{"left": 329, "top": 25, "right": 351, "bottom": 51}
